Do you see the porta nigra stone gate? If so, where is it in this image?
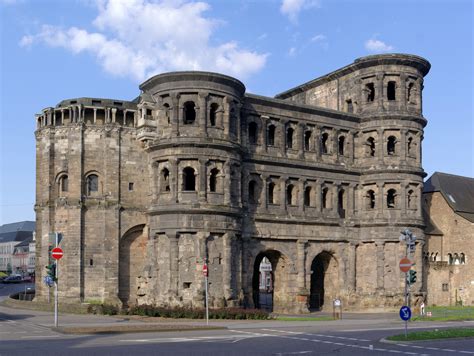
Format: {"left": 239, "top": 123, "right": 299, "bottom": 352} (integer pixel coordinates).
{"left": 34, "top": 54, "right": 430, "bottom": 313}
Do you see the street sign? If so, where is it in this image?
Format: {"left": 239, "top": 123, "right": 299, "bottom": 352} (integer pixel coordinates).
{"left": 51, "top": 247, "right": 64, "bottom": 260}
{"left": 202, "top": 263, "right": 208, "bottom": 277}
{"left": 399, "top": 258, "right": 412, "bottom": 273}
{"left": 399, "top": 306, "right": 412, "bottom": 321}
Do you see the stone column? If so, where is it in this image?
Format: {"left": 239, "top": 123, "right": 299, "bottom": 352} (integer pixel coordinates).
{"left": 92, "top": 108, "right": 97, "bottom": 124}
{"left": 314, "top": 125, "right": 321, "bottom": 159}
{"left": 376, "top": 241, "right": 385, "bottom": 291}
{"left": 299, "top": 180, "right": 305, "bottom": 213}
{"left": 347, "top": 184, "right": 355, "bottom": 217}
{"left": 401, "top": 181, "right": 409, "bottom": 217}
{"left": 400, "top": 73, "right": 407, "bottom": 110}
{"left": 332, "top": 128, "right": 338, "bottom": 158}
{"left": 347, "top": 242, "right": 357, "bottom": 292}
{"left": 399, "top": 129, "right": 407, "bottom": 163}
{"left": 169, "top": 233, "right": 179, "bottom": 297}
{"left": 280, "top": 177, "right": 287, "bottom": 212}
{"left": 171, "top": 93, "right": 180, "bottom": 136}
{"left": 416, "top": 132, "right": 422, "bottom": 166}
{"left": 297, "top": 240, "right": 307, "bottom": 291}
{"left": 376, "top": 73, "right": 384, "bottom": 110}
{"left": 261, "top": 174, "right": 268, "bottom": 211}
{"left": 315, "top": 180, "right": 322, "bottom": 213}
{"left": 416, "top": 240, "right": 425, "bottom": 292}
{"left": 377, "top": 128, "right": 384, "bottom": 162}
{"left": 377, "top": 182, "right": 384, "bottom": 218}
{"left": 199, "top": 159, "right": 207, "bottom": 202}
{"left": 262, "top": 116, "right": 269, "bottom": 153}
{"left": 280, "top": 120, "right": 287, "bottom": 157}
{"left": 223, "top": 161, "right": 231, "bottom": 206}
{"left": 222, "top": 233, "right": 235, "bottom": 302}
{"left": 111, "top": 108, "right": 117, "bottom": 123}
{"left": 349, "top": 130, "right": 355, "bottom": 164}
{"left": 170, "top": 158, "right": 179, "bottom": 203}
{"left": 298, "top": 123, "right": 304, "bottom": 159}
{"left": 332, "top": 183, "right": 339, "bottom": 216}
{"left": 198, "top": 92, "right": 207, "bottom": 136}
{"left": 223, "top": 96, "right": 231, "bottom": 137}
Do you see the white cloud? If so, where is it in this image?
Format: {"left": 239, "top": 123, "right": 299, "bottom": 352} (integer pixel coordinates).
{"left": 310, "top": 34, "right": 326, "bottom": 42}
{"left": 280, "top": 0, "right": 320, "bottom": 23}
{"left": 288, "top": 47, "right": 297, "bottom": 57}
{"left": 20, "top": 0, "right": 268, "bottom": 82}
{"left": 364, "top": 39, "right": 394, "bottom": 53}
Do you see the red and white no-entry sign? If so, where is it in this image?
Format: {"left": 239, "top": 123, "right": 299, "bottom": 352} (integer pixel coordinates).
{"left": 399, "top": 257, "right": 412, "bottom": 273}
{"left": 202, "top": 263, "right": 208, "bottom": 277}
{"left": 51, "top": 247, "right": 64, "bottom": 260}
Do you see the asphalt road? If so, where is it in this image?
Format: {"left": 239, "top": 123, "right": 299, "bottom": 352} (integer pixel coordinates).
{"left": 1, "top": 303, "right": 473, "bottom": 356}
{"left": 0, "top": 282, "right": 34, "bottom": 302}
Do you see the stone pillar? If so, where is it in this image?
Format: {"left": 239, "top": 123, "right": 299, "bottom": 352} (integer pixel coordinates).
{"left": 349, "top": 130, "right": 355, "bottom": 164}
{"left": 151, "top": 162, "right": 159, "bottom": 203}
{"left": 198, "top": 92, "right": 207, "bottom": 136}
{"left": 332, "top": 183, "right": 339, "bottom": 216}
{"left": 223, "top": 96, "right": 230, "bottom": 137}
{"left": 170, "top": 158, "right": 179, "bottom": 203}
{"left": 222, "top": 233, "right": 235, "bottom": 302}
{"left": 296, "top": 239, "right": 309, "bottom": 312}
{"left": 377, "top": 128, "right": 384, "bottom": 162}
{"left": 280, "top": 120, "right": 287, "bottom": 157}
{"left": 314, "top": 125, "right": 321, "bottom": 159}
{"left": 52, "top": 111, "right": 56, "bottom": 126}
{"left": 93, "top": 108, "right": 97, "bottom": 124}
{"left": 169, "top": 233, "right": 179, "bottom": 297}
{"left": 298, "top": 180, "right": 305, "bottom": 213}
{"left": 347, "top": 184, "right": 355, "bottom": 217}
{"left": 347, "top": 242, "right": 357, "bottom": 292}
{"left": 111, "top": 108, "right": 117, "bottom": 123}
{"left": 416, "top": 132, "right": 422, "bottom": 166}
{"left": 376, "top": 241, "right": 385, "bottom": 291}
{"left": 223, "top": 161, "right": 231, "bottom": 206}
{"left": 280, "top": 177, "right": 287, "bottom": 212}
{"left": 400, "top": 129, "right": 407, "bottom": 163}
{"left": 332, "top": 128, "right": 338, "bottom": 158}
{"left": 401, "top": 181, "right": 409, "bottom": 217}
{"left": 261, "top": 174, "right": 268, "bottom": 211}
{"left": 262, "top": 116, "right": 269, "bottom": 153}
{"left": 315, "top": 180, "right": 322, "bottom": 213}
{"left": 376, "top": 73, "right": 384, "bottom": 110}
{"left": 298, "top": 123, "right": 304, "bottom": 159}
{"left": 416, "top": 240, "right": 425, "bottom": 292}
{"left": 171, "top": 93, "right": 179, "bottom": 136}
{"left": 199, "top": 159, "right": 207, "bottom": 202}
{"left": 61, "top": 110, "right": 64, "bottom": 125}
{"left": 400, "top": 73, "right": 407, "bottom": 110}
{"left": 377, "top": 182, "right": 384, "bottom": 218}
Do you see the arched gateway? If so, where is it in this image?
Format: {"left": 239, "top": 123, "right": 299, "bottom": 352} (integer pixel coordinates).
{"left": 309, "top": 252, "right": 339, "bottom": 311}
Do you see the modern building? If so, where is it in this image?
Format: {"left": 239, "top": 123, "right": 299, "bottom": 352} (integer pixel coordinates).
{"left": 0, "top": 221, "right": 35, "bottom": 275}
{"left": 34, "top": 54, "right": 430, "bottom": 312}
{"left": 423, "top": 172, "right": 474, "bottom": 306}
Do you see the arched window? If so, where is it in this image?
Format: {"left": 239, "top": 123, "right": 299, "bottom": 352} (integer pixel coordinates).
{"left": 367, "top": 137, "right": 375, "bottom": 157}
{"left": 366, "top": 190, "right": 375, "bottom": 209}
{"left": 338, "top": 189, "right": 345, "bottom": 217}
{"left": 268, "top": 182, "right": 275, "bottom": 204}
{"left": 209, "top": 103, "right": 218, "bottom": 127}
{"left": 59, "top": 175, "right": 68, "bottom": 193}
{"left": 304, "top": 131, "right": 312, "bottom": 151}
{"left": 387, "top": 81, "right": 396, "bottom": 101}
{"left": 286, "top": 127, "right": 294, "bottom": 149}
{"left": 183, "top": 101, "right": 196, "bottom": 124}
{"left": 163, "top": 103, "right": 170, "bottom": 124}
{"left": 209, "top": 168, "right": 219, "bottom": 192}
{"left": 407, "top": 189, "right": 414, "bottom": 209}
{"left": 86, "top": 174, "right": 98, "bottom": 195}
{"left": 387, "top": 189, "right": 397, "bottom": 208}
{"left": 460, "top": 253, "right": 465, "bottom": 264}
{"left": 248, "top": 122, "right": 258, "bottom": 144}
{"left": 387, "top": 136, "right": 397, "bottom": 155}
{"left": 365, "top": 83, "right": 375, "bottom": 102}
{"left": 338, "top": 136, "right": 345, "bottom": 156}
{"left": 346, "top": 99, "right": 353, "bottom": 113}
{"left": 304, "top": 186, "right": 312, "bottom": 207}
{"left": 407, "top": 82, "right": 415, "bottom": 103}
{"left": 321, "top": 133, "right": 329, "bottom": 154}
{"left": 286, "top": 184, "right": 294, "bottom": 205}
{"left": 454, "top": 253, "right": 460, "bottom": 265}
{"left": 248, "top": 180, "right": 258, "bottom": 204}
{"left": 322, "top": 187, "right": 329, "bottom": 209}
{"left": 407, "top": 137, "right": 413, "bottom": 155}
{"left": 161, "top": 168, "right": 170, "bottom": 192}
{"left": 183, "top": 167, "right": 196, "bottom": 191}
{"left": 267, "top": 125, "right": 275, "bottom": 146}
{"left": 448, "top": 253, "right": 453, "bottom": 265}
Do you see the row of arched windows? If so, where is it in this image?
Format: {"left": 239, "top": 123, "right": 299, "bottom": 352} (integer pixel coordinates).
{"left": 158, "top": 167, "right": 222, "bottom": 193}
{"left": 425, "top": 252, "right": 466, "bottom": 265}
{"left": 57, "top": 173, "right": 99, "bottom": 196}
{"left": 150, "top": 101, "right": 224, "bottom": 127}
{"left": 248, "top": 122, "right": 417, "bottom": 159}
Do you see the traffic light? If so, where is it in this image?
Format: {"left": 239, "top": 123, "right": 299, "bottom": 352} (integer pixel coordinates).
{"left": 46, "top": 263, "right": 56, "bottom": 282}
{"left": 407, "top": 269, "right": 417, "bottom": 285}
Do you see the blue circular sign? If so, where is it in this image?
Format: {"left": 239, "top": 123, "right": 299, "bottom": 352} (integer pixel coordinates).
{"left": 43, "top": 275, "right": 54, "bottom": 287}
{"left": 399, "top": 306, "right": 412, "bottom": 321}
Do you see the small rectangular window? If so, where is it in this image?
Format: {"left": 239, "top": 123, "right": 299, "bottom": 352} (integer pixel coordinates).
{"left": 128, "top": 182, "right": 134, "bottom": 191}
{"left": 90, "top": 259, "right": 93, "bottom": 266}
{"left": 183, "top": 282, "right": 192, "bottom": 289}
{"left": 92, "top": 100, "right": 102, "bottom": 105}
{"left": 442, "top": 283, "right": 448, "bottom": 291}
{"left": 146, "top": 109, "right": 152, "bottom": 116}
{"left": 113, "top": 101, "right": 123, "bottom": 106}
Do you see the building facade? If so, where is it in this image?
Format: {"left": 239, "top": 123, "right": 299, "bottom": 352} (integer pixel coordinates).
{"left": 423, "top": 172, "right": 474, "bottom": 306}
{"left": 0, "top": 221, "right": 35, "bottom": 275}
{"left": 34, "top": 54, "right": 430, "bottom": 312}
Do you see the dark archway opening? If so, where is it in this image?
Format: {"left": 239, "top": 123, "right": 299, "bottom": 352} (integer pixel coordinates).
{"left": 309, "top": 252, "right": 337, "bottom": 311}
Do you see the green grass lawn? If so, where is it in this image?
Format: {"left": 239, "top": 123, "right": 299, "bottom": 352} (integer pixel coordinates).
{"left": 387, "top": 328, "right": 474, "bottom": 341}
{"left": 412, "top": 306, "right": 474, "bottom": 321}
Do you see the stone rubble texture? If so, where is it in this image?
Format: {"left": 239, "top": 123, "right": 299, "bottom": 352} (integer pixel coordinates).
{"left": 35, "top": 54, "right": 431, "bottom": 313}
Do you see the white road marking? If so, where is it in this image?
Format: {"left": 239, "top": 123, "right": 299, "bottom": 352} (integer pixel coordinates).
{"left": 262, "top": 328, "right": 370, "bottom": 342}
{"left": 275, "top": 352, "right": 312, "bottom": 355}
{"left": 20, "top": 335, "right": 60, "bottom": 339}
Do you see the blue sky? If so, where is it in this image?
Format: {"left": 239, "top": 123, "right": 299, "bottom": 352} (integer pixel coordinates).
{"left": 0, "top": 0, "right": 472, "bottom": 224}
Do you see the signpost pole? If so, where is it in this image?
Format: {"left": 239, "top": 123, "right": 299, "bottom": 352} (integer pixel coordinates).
{"left": 54, "top": 233, "right": 59, "bottom": 328}
{"left": 203, "top": 262, "right": 209, "bottom": 325}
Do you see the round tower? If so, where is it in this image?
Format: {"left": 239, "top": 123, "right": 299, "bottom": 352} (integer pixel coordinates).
{"left": 139, "top": 72, "right": 246, "bottom": 307}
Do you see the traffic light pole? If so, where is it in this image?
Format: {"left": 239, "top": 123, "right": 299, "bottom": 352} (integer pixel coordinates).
{"left": 404, "top": 243, "right": 409, "bottom": 338}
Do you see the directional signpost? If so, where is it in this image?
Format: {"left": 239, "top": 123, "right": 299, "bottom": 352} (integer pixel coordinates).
{"left": 399, "top": 228, "right": 417, "bottom": 338}
{"left": 399, "top": 306, "right": 412, "bottom": 321}
{"left": 49, "top": 234, "right": 63, "bottom": 328}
